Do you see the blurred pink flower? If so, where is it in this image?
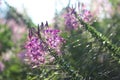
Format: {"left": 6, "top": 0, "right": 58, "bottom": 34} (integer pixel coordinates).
{"left": 91, "top": 0, "right": 113, "bottom": 17}
{"left": 6, "top": 19, "right": 27, "bottom": 43}
{"left": 2, "top": 50, "right": 13, "bottom": 61}
{"left": 0, "top": 61, "right": 5, "bottom": 72}
{"left": 49, "top": 56, "right": 55, "bottom": 62}
{"left": 80, "top": 4, "right": 92, "bottom": 22}
{"left": 17, "top": 50, "right": 26, "bottom": 62}
{"left": 0, "top": 18, "right": 27, "bottom": 43}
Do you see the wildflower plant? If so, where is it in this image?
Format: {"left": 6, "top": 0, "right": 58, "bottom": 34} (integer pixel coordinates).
{"left": 0, "top": 0, "right": 120, "bottom": 80}
{"left": 24, "top": 22, "right": 65, "bottom": 68}
{"left": 64, "top": 8, "right": 79, "bottom": 30}
{"left": 23, "top": 2, "right": 120, "bottom": 80}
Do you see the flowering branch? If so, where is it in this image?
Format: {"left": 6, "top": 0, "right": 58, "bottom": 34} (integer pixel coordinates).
{"left": 74, "top": 11, "right": 120, "bottom": 61}
{"left": 24, "top": 22, "right": 83, "bottom": 79}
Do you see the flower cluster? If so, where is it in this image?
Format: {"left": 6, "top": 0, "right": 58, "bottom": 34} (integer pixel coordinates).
{"left": 64, "top": 8, "right": 79, "bottom": 30}
{"left": 25, "top": 36, "right": 46, "bottom": 67}
{"left": 80, "top": 4, "right": 92, "bottom": 22}
{"left": 24, "top": 23, "right": 65, "bottom": 67}
{"left": 64, "top": 3, "right": 93, "bottom": 29}
{"left": 43, "top": 28, "right": 65, "bottom": 54}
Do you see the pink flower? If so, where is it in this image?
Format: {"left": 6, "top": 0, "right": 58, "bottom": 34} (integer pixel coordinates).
{"left": 25, "top": 36, "right": 46, "bottom": 66}
{"left": 0, "top": 61, "right": 5, "bottom": 72}
{"left": 64, "top": 8, "right": 79, "bottom": 30}
{"left": 43, "top": 28, "right": 65, "bottom": 54}
{"left": 80, "top": 4, "right": 92, "bottom": 22}
{"left": 64, "top": 3, "right": 93, "bottom": 30}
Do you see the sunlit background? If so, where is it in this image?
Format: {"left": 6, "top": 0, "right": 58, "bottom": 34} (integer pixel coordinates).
{"left": 6, "top": 0, "right": 90, "bottom": 24}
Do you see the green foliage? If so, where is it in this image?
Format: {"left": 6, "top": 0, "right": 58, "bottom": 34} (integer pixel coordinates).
{"left": 0, "top": 54, "right": 28, "bottom": 80}
{"left": 109, "top": 0, "right": 120, "bottom": 8}
{"left": 0, "top": 24, "right": 13, "bottom": 53}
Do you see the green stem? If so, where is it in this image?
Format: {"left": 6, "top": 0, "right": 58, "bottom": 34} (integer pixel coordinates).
{"left": 39, "top": 35, "right": 83, "bottom": 79}
{"left": 50, "top": 50, "right": 83, "bottom": 80}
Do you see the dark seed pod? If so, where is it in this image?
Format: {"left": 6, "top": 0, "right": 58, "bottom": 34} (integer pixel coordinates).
{"left": 41, "top": 22, "right": 44, "bottom": 30}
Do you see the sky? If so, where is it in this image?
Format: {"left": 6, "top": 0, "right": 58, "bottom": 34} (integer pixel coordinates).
{"left": 6, "top": 0, "right": 90, "bottom": 24}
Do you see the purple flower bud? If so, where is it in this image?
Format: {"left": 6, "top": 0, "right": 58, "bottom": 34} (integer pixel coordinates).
{"left": 41, "top": 22, "right": 44, "bottom": 30}
{"left": 41, "top": 22, "right": 44, "bottom": 27}
{"left": 45, "top": 21, "right": 48, "bottom": 27}
{"left": 28, "top": 28, "right": 33, "bottom": 39}
{"left": 71, "top": 9, "right": 76, "bottom": 15}
{"left": 37, "top": 24, "right": 40, "bottom": 36}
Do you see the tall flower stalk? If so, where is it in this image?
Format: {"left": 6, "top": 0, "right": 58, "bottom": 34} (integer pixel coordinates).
{"left": 24, "top": 21, "right": 83, "bottom": 79}
{"left": 24, "top": 23, "right": 63, "bottom": 64}
{"left": 64, "top": 3, "right": 120, "bottom": 61}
